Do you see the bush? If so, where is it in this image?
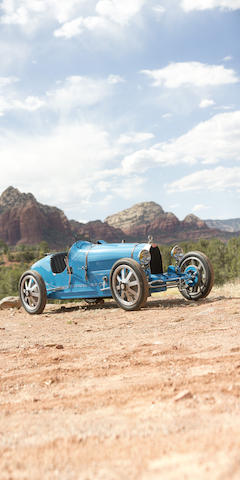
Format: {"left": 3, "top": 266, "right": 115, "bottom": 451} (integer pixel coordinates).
{"left": 0, "top": 264, "right": 28, "bottom": 300}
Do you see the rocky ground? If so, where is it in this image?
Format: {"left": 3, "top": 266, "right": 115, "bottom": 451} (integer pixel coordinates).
{"left": 1, "top": 283, "right": 240, "bottom": 480}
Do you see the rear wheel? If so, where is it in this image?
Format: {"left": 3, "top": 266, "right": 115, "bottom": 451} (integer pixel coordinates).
{"left": 178, "top": 251, "right": 214, "bottom": 301}
{"left": 19, "top": 270, "right": 47, "bottom": 314}
{"left": 110, "top": 258, "right": 149, "bottom": 311}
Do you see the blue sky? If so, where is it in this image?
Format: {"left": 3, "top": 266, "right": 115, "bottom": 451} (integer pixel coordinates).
{"left": 0, "top": 0, "right": 240, "bottom": 223}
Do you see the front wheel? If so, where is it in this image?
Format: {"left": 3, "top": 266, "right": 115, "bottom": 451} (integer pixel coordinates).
{"left": 178, "top": 251, "right": 214, "bottom": 301}
{"left": 19, "top": 270, "right": 47, "bottom": 314}
{"left": 110, "top": 258, "right": 149, "bottom": 311}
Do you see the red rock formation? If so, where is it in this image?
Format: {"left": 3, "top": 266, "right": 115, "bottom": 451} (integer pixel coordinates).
{"left": 182, "top": 214, "right": 206, "bottom": 230}
{"left": 0, "top": 187, "right": 73, "bottom": 248}
{"left": 70, "top": 220, "right": 127, "bottom": 243}
{"left": 0, "top": 187, "right": 231, "bottom": 248}
{"left": 0, "top": 187, "right": 126, "bottom": 248}
{"left": 105, "top": 201, "right": 220, "bottom": 243}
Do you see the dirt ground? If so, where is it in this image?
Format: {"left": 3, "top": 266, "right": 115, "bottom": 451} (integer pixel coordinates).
{"left": 1, "top": 284, "right": 240, "bottom": 480}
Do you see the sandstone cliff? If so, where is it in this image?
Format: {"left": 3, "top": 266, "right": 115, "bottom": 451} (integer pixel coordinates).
{"left": 0, "top": 187, "right": 235, "bottom": 248}
{"left": 0, "top": 187, "right": 126, "bottom": 247}
{"left": 0, "top": 187, "right": 73, "bottom": 248}
{"left": 69, "top": 219, "right": 127, "bottom": 243}
{"left": 105, "top": 202, "right": 214, "bottom": 243}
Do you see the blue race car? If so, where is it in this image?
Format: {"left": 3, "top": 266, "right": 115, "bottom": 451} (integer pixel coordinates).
{"left": 19, "top": 239, "right": 214, "bottom": 314}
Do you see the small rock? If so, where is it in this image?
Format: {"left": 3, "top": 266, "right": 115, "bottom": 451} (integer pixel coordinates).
{"left": 44, "top": 380, "right": 54, "bottom": 386}
{"left": 56, "top": 344, "right": 64, "bottom": 349}
{"left": 174, "top": 390, "right": 193, "bottom": 402}
{"left": 0, "top": 296, "right": 21, "bottom": 310}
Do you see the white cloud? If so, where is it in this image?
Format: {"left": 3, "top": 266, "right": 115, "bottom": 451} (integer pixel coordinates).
{"left": 51, "top": 0, "right": 88, "bottom": 23}
{"left": 46, "top": 75, "right": 112, "bottom": 111}
{"left": 107, "top": 74, "right": 125, "bottom": 84}
{"left": 167, "top": 167, "right": 240, "bottom": 192}
{"left": 54, "top": 14, "right": 114, "bottom": 39}
{"left": 118, "top": 132, "right": 155, "bottom": 145}
{"left": 0, "top": 122, "right": 118, "bottom": 213}
{"left": 121, "top": 110, "right": 240, "bottom": 173}
{"left": 0, "top": 121, "right": 148, "bottom": 218}
{"left": 181, "top": 0, "right": 240, "bottom": 12}
{"left": 162, "top": 113, "right": 172, "bottom": 118}
{"left": 11, "top": 96, "right": 46, "bottom": 111}
{"left": 0, "top": 77, "right": 45, "bottom": 115}
{"left": 1, "top": 0, "right": 129, "bottom": 40}
{"left": 0, "top": 76, "right": 19, "bottom": 88}
{"left": 0, "top": 0, "right": 88, "bottom": 27}
{"left": 141, "top": 62, "right": 239, "bottom": 88}
{"left": 0, "top": 0, "right": 161, "bottom": 41}
{"left": 95, "top": 0, "right": 146, "bottom": 26}
{"left": 54, "top": 0, "right": 147, "bottom": 38}
{"left": 116, "top": 176, "right": 145, "bottom": 199}
{"left": 192, "top": 204, "right": 210, "bottom": 212}
{"left": 92, "top": 174, "right": 146, "bottom": 202}
{"left": 0, "top": 74, "right": 121, "bottom": 116}
{"left": 199, "top": 98, "right": 215, "bottom": 108}
{"left": 54, "top": 17, "right": 85, "bottom": 38}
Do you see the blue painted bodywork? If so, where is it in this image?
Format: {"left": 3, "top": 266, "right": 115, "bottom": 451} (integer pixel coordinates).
{"left": 30, "top": 240, "right": 198, "bottom": 300}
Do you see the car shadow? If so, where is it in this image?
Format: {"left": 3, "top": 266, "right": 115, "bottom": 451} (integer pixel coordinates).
{"left": 47, "top": 300, "right": 117, "bottom": 314}
{"left": 144, "top": 295, "right": 239, "bottom": 310}
{"left": 46, "top": 294, "right": 239, "bottom": 315}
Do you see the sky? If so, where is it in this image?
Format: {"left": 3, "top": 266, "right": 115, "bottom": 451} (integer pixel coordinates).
{"left": 0, "top": 0, "right": 240, "bottom": 223}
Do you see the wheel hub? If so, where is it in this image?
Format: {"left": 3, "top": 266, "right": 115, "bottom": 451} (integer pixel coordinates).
{"left": 184, "top": 265, "right": 199, "bottom": 286}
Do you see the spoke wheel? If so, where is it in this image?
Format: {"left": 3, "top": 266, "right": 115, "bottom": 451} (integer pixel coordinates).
{"left": 110, "top": 258, "right": 149, "bottom": 311}
{"left": 178, "top": 251, "right": 214, "bottom": 301}
{"left": 19, "top": 270, "right": 47, "bottom": 314}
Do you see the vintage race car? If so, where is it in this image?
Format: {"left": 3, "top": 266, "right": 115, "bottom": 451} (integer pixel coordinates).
{"left": 19, "top": 239, "right": 214, "bottom": 315}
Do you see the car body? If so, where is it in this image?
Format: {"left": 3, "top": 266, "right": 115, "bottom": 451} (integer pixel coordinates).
{"left": 19, "top": 239, "right": 214, "bottom": 314}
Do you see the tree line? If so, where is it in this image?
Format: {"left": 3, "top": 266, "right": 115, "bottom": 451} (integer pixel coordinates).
{"left": 0, "top": 237, "right": 239, "bottom": 300}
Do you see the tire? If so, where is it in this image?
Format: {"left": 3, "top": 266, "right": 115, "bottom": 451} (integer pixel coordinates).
{"left": 19, "top": 270, "right": 47, "bottom": 314}
{"left": 110, "top": 258, "right": 149, "bottom": 311}
{"left": 178, "top": 251, "right": 214, "bottom": 301}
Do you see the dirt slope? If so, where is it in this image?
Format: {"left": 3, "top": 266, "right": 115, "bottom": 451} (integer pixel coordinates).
{"left": 1, "top": 285, "right": 240, "bottom": 480}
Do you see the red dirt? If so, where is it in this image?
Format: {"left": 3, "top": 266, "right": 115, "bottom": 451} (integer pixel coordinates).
{"left": 1, "top": 289, "right": 240, "bottom": 479}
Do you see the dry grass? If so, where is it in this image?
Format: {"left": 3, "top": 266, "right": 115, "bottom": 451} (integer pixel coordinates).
{"left": 153, "top": 278, "right": 240, "bottom": 301}
{"left": 211, "top": 278, "right": 240, "bottom": 299}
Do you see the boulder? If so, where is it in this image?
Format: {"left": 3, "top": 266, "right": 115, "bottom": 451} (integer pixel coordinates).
{"left": 0, "top": 296, "right": 21, "bottom": 310}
